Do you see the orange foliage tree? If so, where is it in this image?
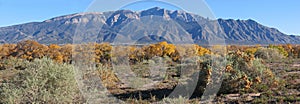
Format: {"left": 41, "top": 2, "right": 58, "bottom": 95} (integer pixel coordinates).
{"left": 46, "top": 44, "right": 63, "bottom": 63}
{"left": 94, "top": 43, "right": 112, "bottom": 64}
{"left": 245, "top": 47, "right": 258, "bottom": 55}
{"left": 293, "top": 45, "right": 300, "bottom": 58}
{"left": 282, "top": 44, "right": 294, "bottom": 57}
{"left": 0, "top": 44, "right": 16, "bottom": 59}
{"left": 194, "top": 44, "right": 211, "bottom": 56}
{"left": 128, "top": 46, "right": 145, "bottom": 63}
{"left": 60, "top": 44, "right": 73, "bottom": 63}
{"left": 142, "top": 42, "right": 180, "bottom": 61}
{"left": 11, "top": 40, "right": 48, "bottom": 61}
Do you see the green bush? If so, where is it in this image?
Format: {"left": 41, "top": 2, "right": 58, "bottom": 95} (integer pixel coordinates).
{"left": 0, "top": 58, "right": 82, "bottom": 103}
{"left": 219, "top": 51, "right": 281, "bottom": 94}
{"left": 254, "top": 48, "right": 285, "bottom": 61}
{"left": 0, "top": 57, "right": 29, "bottom": 70}
{"left": 193, "top": 51, "right": 282, "bottom": 96}
{"left": 268, "top": 45, "right": 289, "bottom": 57}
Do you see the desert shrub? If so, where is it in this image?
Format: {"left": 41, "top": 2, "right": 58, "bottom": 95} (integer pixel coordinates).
{"left": 60, "top": 44, "right": 74, "bottom": 63}
{"left": 281, "top": 44, "right": 294, "bottom": 57}
{"left": 192, "top": 54, "right": 226, "bottom": 97}
{"left": 0, "top": 58, "right": 82, "bottom": 103}
{"left": 254, "top": 47, "right": 285, "bottom": 61}
{"left": 293, "top": 45, "right": 300, "bottom": 58}
{"left": 97, "top": 64, "right": 120, "bottom": 88}
{"left": 162, "top": 96, "right": 189, "bottom": 104}
{"left": 268, "top": 45, "right": 289, "bottom": 57}
{"left": 193, "top": 51, "right": 282, "bottom": 96}
{"left": 245, "top": 47, "right": 258, "bottom": 55}
{"left": 0, "top": 57, "right": 29, "bottom": 70}
{"left": 211, "top": 45, "right": 227, "bottom": 56}
{"left": 219, "top": 51, "right": 281, "bottom": 94}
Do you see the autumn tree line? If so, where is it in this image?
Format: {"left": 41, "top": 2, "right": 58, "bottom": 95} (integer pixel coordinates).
{"left": 0, "top": 40, "right": 211, "bottom": 65}
{"left": 0, "top": 40, "right": 300, "bottom": 65}
{"left": 0, "top": 40, "right": 296, "bottom": 103}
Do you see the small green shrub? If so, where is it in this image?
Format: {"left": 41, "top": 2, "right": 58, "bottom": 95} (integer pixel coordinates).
{"left": 219, "top": 51, "right": 281, "bottom": 94}
{"left": 193, "top": 51, "right": 283, "bottom": 96}
{"left": 162, "top": 96, "right": 189, "bottom": 104}
{"left": 0, "top": 57, "right": 29, "bottom": 70}
{"left": 254, "top": 48, "right": 285, "bottom": 61}
{"left": 268, "top": 45, "right": 289, "bottom": 57}
{"left": 0, "top": 58, "right": 82, "bottom": 103}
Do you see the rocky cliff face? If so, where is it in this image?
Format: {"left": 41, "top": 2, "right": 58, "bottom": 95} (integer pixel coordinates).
{"left": 0, "top": 7, "right": 299, "bottom": 45}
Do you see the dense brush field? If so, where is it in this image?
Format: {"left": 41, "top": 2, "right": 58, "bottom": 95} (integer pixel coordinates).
{"left": 0, "top": 40, "right": 299, "bottom": 103}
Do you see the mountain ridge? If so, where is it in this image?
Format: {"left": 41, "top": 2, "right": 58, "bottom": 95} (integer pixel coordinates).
{"left": 0, "top": 7, "right": 299, "bottom": 45}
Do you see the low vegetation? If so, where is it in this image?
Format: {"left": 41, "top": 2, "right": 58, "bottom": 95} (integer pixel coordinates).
{"left": 0, "top": 58, "right": 83, "bottom": 103}
{"left": 0, "top": 40, "right": 299, "bottom": 103}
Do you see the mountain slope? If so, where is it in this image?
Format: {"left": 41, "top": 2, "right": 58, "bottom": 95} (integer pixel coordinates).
{"left": 0, "top": 7, "right": 299, "bottom": 45}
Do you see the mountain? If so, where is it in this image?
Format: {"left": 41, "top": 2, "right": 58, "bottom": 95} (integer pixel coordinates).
{"left": 0, "top": 7, "right": 299, "bottom": 45}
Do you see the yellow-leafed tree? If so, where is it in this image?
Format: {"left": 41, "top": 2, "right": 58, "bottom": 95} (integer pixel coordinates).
{"left": 46, "top": 44, "right": 63, "bottom": 63}
{"left": 194, "top": 45, "right": 211, "bottom": 56}
{"left": 11, "top": 40, "right": 48, "bottom": 61}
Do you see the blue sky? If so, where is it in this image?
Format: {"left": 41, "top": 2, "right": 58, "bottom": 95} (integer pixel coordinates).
{"left": 0, "top": 0, "right": 299, "bottom": 35}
